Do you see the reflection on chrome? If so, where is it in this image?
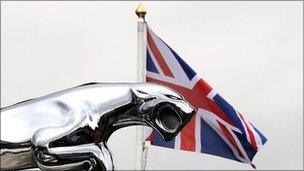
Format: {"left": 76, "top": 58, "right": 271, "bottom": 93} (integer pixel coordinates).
{"left": 1, "top": 83, "right": 195, "bottom": 170}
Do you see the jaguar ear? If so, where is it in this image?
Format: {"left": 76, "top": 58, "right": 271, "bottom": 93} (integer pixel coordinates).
{"left": 131, "top": 88, "right": 150, "bottom": 100}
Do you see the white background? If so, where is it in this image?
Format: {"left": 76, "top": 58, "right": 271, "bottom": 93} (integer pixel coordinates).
{"left": 1, "top": 1, "right": 303, "bottom": 170}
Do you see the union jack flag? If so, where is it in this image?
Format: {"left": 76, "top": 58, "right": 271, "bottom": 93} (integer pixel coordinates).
{"left": 144, "top": 26, "right": 267, "bottom": 165}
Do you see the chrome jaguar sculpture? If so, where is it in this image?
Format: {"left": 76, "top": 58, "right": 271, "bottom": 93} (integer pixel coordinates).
{"left": 0, "top": 83, "right": 195, "bottom": 171}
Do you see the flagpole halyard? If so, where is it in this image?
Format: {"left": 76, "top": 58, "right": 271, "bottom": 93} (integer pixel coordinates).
{"left": 135, "top": 3, "right": 147, "bottom": 171}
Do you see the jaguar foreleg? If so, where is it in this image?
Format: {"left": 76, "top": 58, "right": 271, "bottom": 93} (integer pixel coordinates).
{"left": 34, "top": 143, "right": 114, "bottom": 171}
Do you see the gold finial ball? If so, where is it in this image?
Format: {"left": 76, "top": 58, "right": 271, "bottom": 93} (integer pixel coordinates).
{"left": 135, "top": 3, "right": 147, "bottom": 19}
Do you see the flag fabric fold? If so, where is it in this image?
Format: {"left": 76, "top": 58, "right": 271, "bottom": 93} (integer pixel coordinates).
{"left": 144, "top": 25, "right": 267, "bottom": 165}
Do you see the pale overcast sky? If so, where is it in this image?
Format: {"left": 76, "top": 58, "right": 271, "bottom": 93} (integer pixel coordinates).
{"left": 1, "top": 1, "right": 303, "bottom": 170}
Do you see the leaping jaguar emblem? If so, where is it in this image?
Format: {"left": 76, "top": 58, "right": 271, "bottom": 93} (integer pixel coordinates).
{"left": 0, "top": 83, "right": 195, "bottom": 170}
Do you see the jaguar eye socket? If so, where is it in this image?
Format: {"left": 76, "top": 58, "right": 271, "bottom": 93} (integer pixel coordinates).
{"left": 165, "top": 94, "right": 182, "bottom": 100}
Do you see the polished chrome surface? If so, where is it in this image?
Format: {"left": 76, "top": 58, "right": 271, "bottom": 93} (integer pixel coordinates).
{"left": 1, "top": 83, "right": 195, "bottom": 170}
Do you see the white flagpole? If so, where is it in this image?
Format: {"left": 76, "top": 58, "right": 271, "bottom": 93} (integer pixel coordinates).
{"left": 135, "top": 3, "right": 147, "bottom": 170}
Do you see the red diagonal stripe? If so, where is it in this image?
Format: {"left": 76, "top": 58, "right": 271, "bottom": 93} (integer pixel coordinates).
{"left": 180, "top": 114, "right": 196, "bottom": 151}
{"left": 147, "top": 30, "right": 175, "bottom": 78}
{"left": 145, "top": 131, "right": 155, "bottom": 142}
{"left": 239, "top": 113, "right": 257, "bottom": 151}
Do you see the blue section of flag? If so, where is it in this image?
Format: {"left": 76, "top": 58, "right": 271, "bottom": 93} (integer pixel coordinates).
{"left": 152, "top": 131, "right": 175, "bottom": 149}
{"left": 234, "top": 132, "right": 257, "bottom": 161}
{"left": 213, "top": 94, "right": 246, "bottom": 135}
{"left": 146, "top": 48, "right": 159, "bottom": 74}
{"left": 201, "top": 118, "right": 240, "bottom": 162}
{"left": 168, "top": 47, "right": 197, "bottom": 81}
{"left": 252, "top": 125, "right": 267, "bottom": 145}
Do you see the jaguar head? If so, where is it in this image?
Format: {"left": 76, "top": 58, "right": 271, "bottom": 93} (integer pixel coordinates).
{"left": 132, "top": 83, "right": 196, "bottom": 141}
